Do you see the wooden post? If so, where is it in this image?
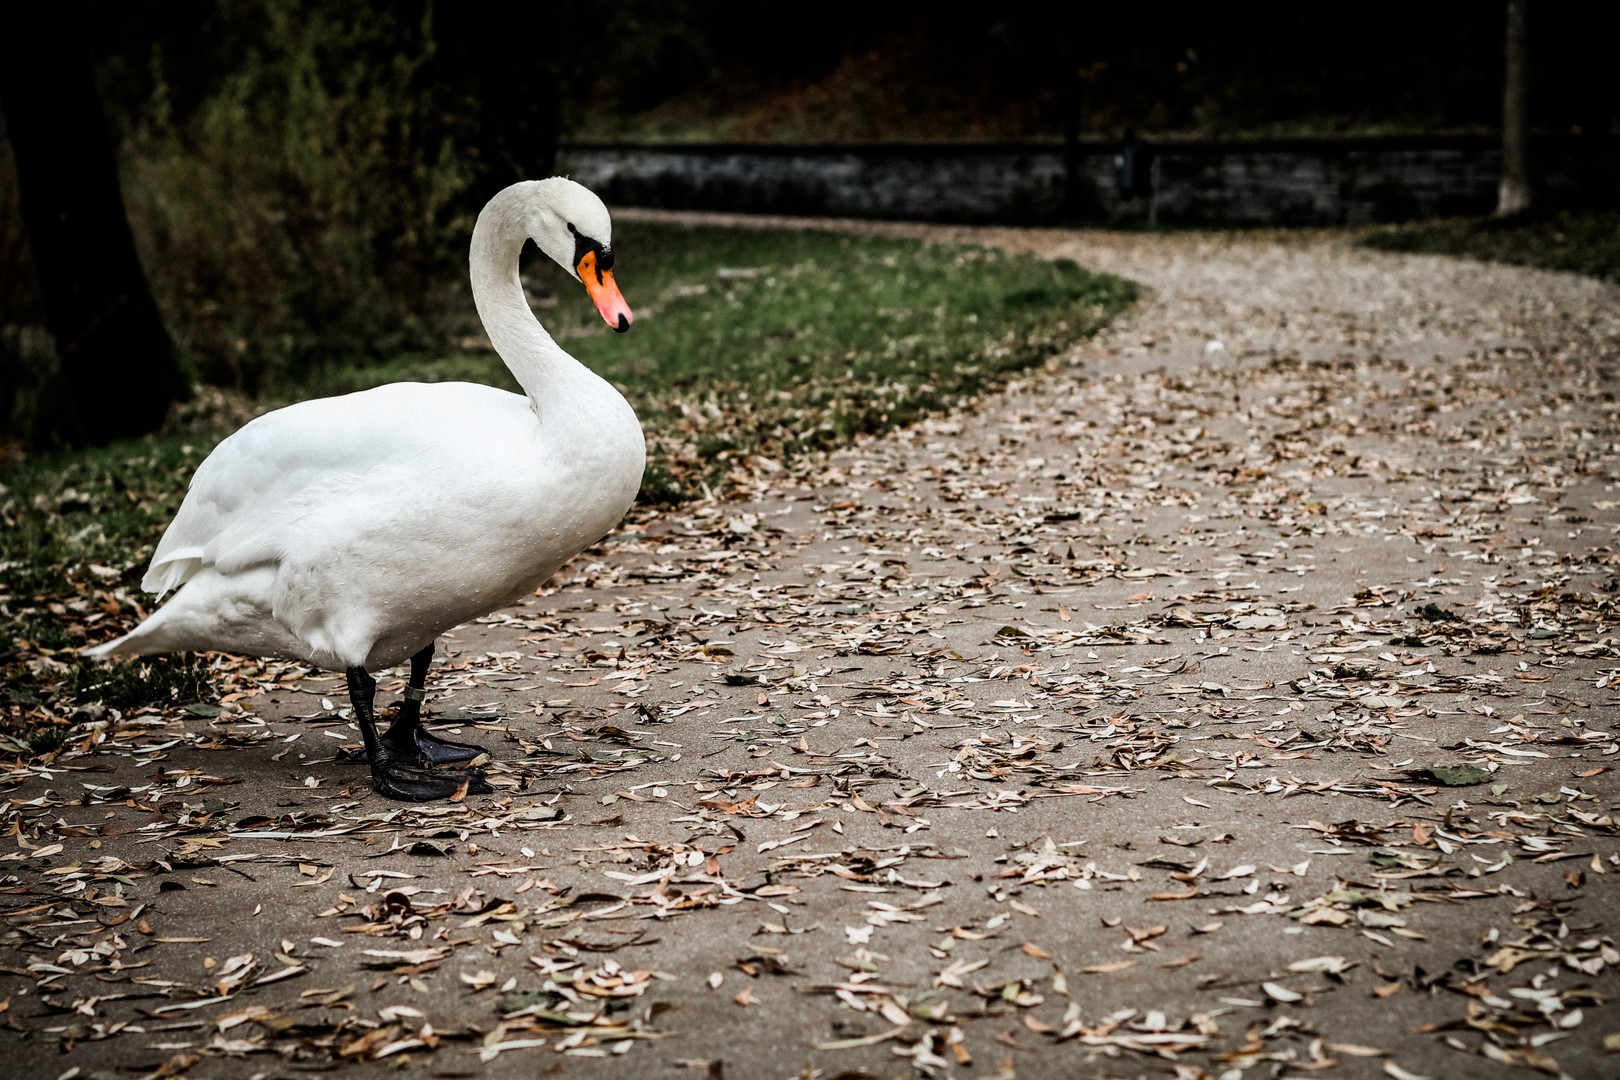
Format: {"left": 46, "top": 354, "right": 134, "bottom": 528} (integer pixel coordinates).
{"left": 1496, "top": 0, "right": 1531, "bottom": 217}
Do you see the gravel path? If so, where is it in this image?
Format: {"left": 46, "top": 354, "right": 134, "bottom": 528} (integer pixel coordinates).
{"left": 7, "top": 217, "right": 1620, "bottom": 1080}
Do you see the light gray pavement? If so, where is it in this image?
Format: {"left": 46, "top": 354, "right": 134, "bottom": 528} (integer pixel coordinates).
{"left": 5, "top": 217, "right": 1620, "bottom": 1080}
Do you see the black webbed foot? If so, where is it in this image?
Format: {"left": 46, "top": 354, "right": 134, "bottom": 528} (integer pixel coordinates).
{"left": 345, "top": 720, "right": 489, "bottom": 766}
{"left": 369, "top": 758, "right": 494, "bottom": 802}
{"left": 380, "top": 640, "right": 488, "bottom": 766}
{"left": 411, "top": 726, "right": 490, "bottom": 765}
{"left": 348, "top": 659, "right": 491, "bottom": 803}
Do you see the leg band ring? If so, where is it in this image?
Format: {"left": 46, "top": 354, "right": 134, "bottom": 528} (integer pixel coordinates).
{"left": 402, "top": 685, "right": 428, "bottom": 703}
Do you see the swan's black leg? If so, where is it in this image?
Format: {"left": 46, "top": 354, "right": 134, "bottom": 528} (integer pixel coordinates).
{"left": 348, "top": 665, "right": 491, "bottom": 802}
{"left": 381, "top": 642, "right": 489, "bottom": 765}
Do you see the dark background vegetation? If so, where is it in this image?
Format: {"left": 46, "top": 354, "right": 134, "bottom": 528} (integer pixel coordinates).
{"left": 0, "top": 1, "right": 1616, "bottom": 446}
{"left": 574, "top": 1, "right": 1617, "bottom": 144}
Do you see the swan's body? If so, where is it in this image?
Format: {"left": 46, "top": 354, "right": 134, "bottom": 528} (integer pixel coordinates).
{"left": 95, "top": 378, "right": 639, "bottom": 669}
{"left": 85, "top": 179, "right": 642, "bottom": 799}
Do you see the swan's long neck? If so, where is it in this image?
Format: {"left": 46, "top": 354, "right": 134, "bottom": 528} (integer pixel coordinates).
{"left": 468, "top": 184, "right": 593, "bottom": 422}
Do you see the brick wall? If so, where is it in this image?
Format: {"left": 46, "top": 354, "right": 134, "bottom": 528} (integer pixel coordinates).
{"left": 558, "top": 137, "right": 1619, "bottom": 227}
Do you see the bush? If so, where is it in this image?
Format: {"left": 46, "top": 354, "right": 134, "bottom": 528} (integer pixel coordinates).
{"left": 121, "top": 1, "right": 478, "bottom": 395}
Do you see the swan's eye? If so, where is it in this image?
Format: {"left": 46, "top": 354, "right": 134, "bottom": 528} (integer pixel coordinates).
{"left": 566, "top": 223, "right": 576, "bottom": 234}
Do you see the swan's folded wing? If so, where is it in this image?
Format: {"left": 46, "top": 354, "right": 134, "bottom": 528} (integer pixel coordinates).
{"left": 142, "top": 381, "right": 529, "bottom": 596}
{"left": 142, "top": 400, "right": 386, "bottom": 595}
{"left": 143, "top": 450, "right": 240, "bottom": 595}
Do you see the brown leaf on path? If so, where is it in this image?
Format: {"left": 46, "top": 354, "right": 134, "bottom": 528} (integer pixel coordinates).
{"left": 448, "top": 777, "right": 469, "bottom": 803}
{"left": 1328, "top": 1042, "right": 1387, "bottom": 1057}
{"left": 733, "top": 987, "right": 758, "bottom": 1006}
{"left": 812, "top": 1027, "right": 908, "bottom": 1051}
{"left": 1382, "top": 1062, "right": 1432, "bottom": 1080}
{"left": 1021, "top": 942, "right": 1051, "bottom": 958}
{"left": 1148, "top": 887, "right": 1198, "bottom": 901}
{"left": 153, "top": 1053, "right": 201, "bottom": 1077}
{"left": 1161, "top": 952, "right": 1200, "bottom": 968}
{"left": 1079, "top": 960, "right": 1136, "bottom": 974}
{"left": 339, "top": 1025, "right": 401, "bottom": 1059}
{"left": 1300, "top": 907, "right": 1350, "bottom": 926}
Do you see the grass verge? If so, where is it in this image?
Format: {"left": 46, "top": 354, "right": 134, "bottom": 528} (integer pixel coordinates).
{"left": 0, "top": 222, "right": 1131, "bottom": 731}
{"left": 1362, "top": 209, "right": 1620, "bottom": 283}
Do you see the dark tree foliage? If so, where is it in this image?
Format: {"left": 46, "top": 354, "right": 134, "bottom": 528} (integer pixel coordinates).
{"left": 51, "top": 1, "right": 566, "bottom": 394}
{"left": 431, "top": 1, "right": 562, "bottom": 203}
{"left": 0, "top": 3, "right": 188, "bottom": 446}
{"left": 569, "top": 0, "right": 1618, "bottom": 141}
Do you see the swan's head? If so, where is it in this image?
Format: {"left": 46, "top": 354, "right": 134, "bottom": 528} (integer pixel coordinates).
{"left": 528, "top": 178, "right": 633, "bottom": 333}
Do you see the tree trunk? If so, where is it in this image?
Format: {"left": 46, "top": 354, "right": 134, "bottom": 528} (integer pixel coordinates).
{"left": 1496, "top": 0, "right": 1531, "bottom": 217}
{"left": 1055, "top": 17, "right": 1085, "bottom": 222}
{"left": 0, "top": 4, "right": 187, "bottom": 446}
{"left": 1060, "top": 56, "right": 1083, "bottom": 220}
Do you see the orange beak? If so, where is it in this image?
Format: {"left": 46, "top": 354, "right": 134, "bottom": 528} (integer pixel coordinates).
{"left": 577, "top": 249, "right": 632, "bottom": 333}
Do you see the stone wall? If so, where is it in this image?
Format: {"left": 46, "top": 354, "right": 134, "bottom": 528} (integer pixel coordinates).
{"left": 557, "top": 137, "right": 1619, "bottom": 227}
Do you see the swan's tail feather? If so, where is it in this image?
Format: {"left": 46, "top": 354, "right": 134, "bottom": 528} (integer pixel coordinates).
{"left": 82, "top": 566, "right": 294, "bottom": 664}
{"left": 81, "top": 599, "right": 192, "bottom": 660}
{"left": 82, "top": 624, "right": 162, "bottom": 660}
{"left": 82, "top": 635, "right": 130, "bottom": 660}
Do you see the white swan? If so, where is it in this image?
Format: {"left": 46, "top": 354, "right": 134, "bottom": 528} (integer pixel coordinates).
{"left": 85, "top": 178, "right": 645, "bottom": 801}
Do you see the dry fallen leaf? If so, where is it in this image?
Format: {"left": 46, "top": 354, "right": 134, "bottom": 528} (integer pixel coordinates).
{"left": 1079, "top": 960, "right": 1136, "bottom": 974}
{"left": 1262, "top": 981, "right": 1303, "bottom": 1003}
{"left": 1329, "top": 1043, "right": 1388, "bottom": 1057}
